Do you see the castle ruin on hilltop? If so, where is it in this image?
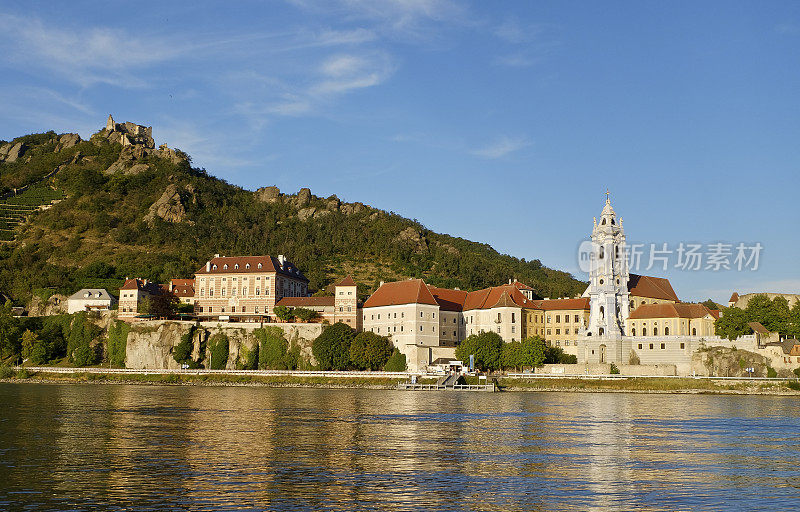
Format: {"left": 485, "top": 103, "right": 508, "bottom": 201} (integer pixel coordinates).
{"left": 104, "top": 115, "right": 155, "bottom": 149}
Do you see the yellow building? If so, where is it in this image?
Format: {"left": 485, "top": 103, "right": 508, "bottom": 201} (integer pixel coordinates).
{"left": 525, "top": 298, "right": 590, "bottom": 347}
{"left": 626, "top": 303, "right": 717, "bottom": 338}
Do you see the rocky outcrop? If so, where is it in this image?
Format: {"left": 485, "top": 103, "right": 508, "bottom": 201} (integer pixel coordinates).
{"left": 1, "top": 142, "right": 28, "bottom": 163}
{"left": 691, "top": 346, "right": 776, "bottom": 377}
{"left": 255, "top": 185, "right": 282, "bottom": 203}
{"left": 26, "top": 294, "right": 68, "bottom": 316}
{"left": 125, "top": 322, "right": 188, "bottom": 369}
{"left": 55, "top": 133, "right": 81, "bottom": 152}
{"left": 341, "top": 202, "right": 366, "bottom": 215}
{"left": 144, "top": 184, "right": 192, "bottom": 225}
{"left": 396, "top": 226, "right": 428, "bottom": 252}
{"left": 295, "top": 187, "right": 312, "bottom": 207}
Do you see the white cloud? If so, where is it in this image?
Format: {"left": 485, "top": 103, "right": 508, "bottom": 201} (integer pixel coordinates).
{"left": 0, "top": 14, "right": 188, "bottom": 88}
{"left": 311, "top": 53, "right": 394, "bottom": 96}
{"left": 471, "top": 136, "right": 530, "bottom": 159}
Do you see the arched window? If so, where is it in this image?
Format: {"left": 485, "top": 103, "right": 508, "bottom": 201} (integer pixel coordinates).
{"left": 599, "top": 306, "right": 605, "bottom": 319}
{"left": 665, "top": 327, "right": 670, "bottom": 335}
{"left": 643, "top": 327, "right": 647, "bottom": 336}
{"left": 631, "top": 328, "right": 636, "bottom": 336}
{"left": 599, "top": 328, "right": 605, "bottom": 336}
{"left": 599, "top": 246, "right": 604, "bottom": 259}
{"left": 602, "top": 218, "right": 606, "bottom": 225}
{"left": 692, "top": 328, "right": 697, "bottom": 336}
{"left": 234, "top": 264, "right": 239, "bottom": 269}
{"left": 257, "top": 263, "right": 262, "bottom": 269}
{"left": 653, "top": 327, "right": 658, "bottom": 336}
{"left": 223, "top": 264, "right": 228, "bottom": 270}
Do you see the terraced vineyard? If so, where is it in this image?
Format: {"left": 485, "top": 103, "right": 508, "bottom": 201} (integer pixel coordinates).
{"left": 0, "top": 182, "right": 65, "bottom": 241}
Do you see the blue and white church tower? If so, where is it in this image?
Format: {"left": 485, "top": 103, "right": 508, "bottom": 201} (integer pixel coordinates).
{"left": 583, "top": 192, "right": 630, "bottom": 339}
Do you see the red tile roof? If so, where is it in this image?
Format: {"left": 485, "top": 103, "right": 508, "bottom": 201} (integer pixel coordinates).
{"left": 628, "top": 274, "right": 679, "bottom": 302}
{"left": 120, "top": 278, "right": 161, "bottom": 294}
{"left": 427, "top": 285, "right": 468, "bottom": 312}
{"left": 511, "top": 281, "right": 533, "bottom": 290}
{"left": 276, "top": 296, "right": 335, "bottom": 307}
{"left": 336, "top": 275, "right": 357, "bottom": 287}
{"left": 170, "top": 279, "right": 195, "bottom": 298}
{"left": 363, "top": 279, "right": 438, "bottom": 308}
{"left": 195, "top": 255, "right": 308, "bottom": 281}
{"left": 463, "top": 284, "right": 539, "bottom": 311}
{"left": 530, "top": 297, "right": 590, "bottom": 311}
{"left": 628, "top": 303, "right": 712, "bottom": 320}
{"left": 729, "top": 292, "right": 739, "bottom": 303}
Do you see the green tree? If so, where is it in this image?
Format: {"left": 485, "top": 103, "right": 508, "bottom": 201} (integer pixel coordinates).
{"left": 67, "top": 313, "right": 100, "bottom": 366}
{"left": 273, "top": 305, "right": 294, "bottom": 322}
{"left": 701, "top": 299, "right": 721, "bottom": 311}
{"left": 207, "top": 332, "right": 229, "bottom": 370}
{"left": 715, "top": 307, "right": 750, "bottom": 340}
{"left": 383, "top": 348, "right": 407, "bottom": 371}
{"left": 455, "top": 331, "right": 503, "bottom": 371}
{"left": 349, "top": 331, "right": 393, "bottom": 370}
{"left": 501, "top": 340, "right": 523, "bottom": 370}
{"left": 0, "top": 300, "right": 20, "bottom": 360}
{"left": 254, "top": 326, "right": 288, "bottom": 369}
{"left": 312, "top": 322, "right": 355, "bottom": 370}
{"left": 21, "top": 329, "right": 38, "bottom": 362}
{"left": 293, "top": 307, "right": 319, "bottom": 322}
{"left": 173, "top": 325, "right": 196, "bottom": 364}
{"left": 106, "top": 320, "right": 129, "bottom": 367}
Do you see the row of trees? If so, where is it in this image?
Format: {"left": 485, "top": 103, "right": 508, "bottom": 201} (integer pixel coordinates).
{"left": 272, "top": 305, "right": 319, "bottom": 323}
{"left": 455, "top": 332, "right": 576, "bottom": 372}
{"left": 715, "top": 295, "right": 800, "bottom": 340}
{"left": 312, "top": 322, "right": 404, "bottom": 371}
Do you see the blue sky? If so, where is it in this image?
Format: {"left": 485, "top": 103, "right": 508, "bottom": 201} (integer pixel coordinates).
{"left": 1, "top": 1, "right": 798, "bottom": 303}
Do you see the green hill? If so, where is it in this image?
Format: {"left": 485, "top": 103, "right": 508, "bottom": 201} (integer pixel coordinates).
{"left": 0, "top": 121, "right": 586, "bottom": 305}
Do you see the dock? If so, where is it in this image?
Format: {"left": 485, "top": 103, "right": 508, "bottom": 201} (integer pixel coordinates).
{"left": 398, "top": 374, "right": 496, "bottom": 391}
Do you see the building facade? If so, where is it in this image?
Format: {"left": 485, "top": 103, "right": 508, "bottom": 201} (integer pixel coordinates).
{"left": 118, "top": 278, "right": 162, "bottom": 319}
{"left": 194, "top": 254, "right": 309, "bottom": 322}
{"left": 67, "top": 289, "right": 115, "bottom": 314}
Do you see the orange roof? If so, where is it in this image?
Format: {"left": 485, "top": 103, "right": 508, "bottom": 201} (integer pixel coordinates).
{"left": 336, "top": 275, "right": 357, "bottom": 287}
{"left": 729, "top": 292, "right": 739, "bottom": 303}
{"left": 628, "top": 303, "right": 712, "bottom": 320}
{"left": 171, "top": 279, "right": 194, "bottom": 287}
{"left": 463, "top": 284, "right": 539, "bottom": 311}
{"left": 531, "top": 297, "right": 590, "bottom": 311}
{"left": 427, "top": 285, "right": 468, "bottom": 312}
{"left": 195, "top": 255, "right": 308, "bottom": 281}
{"left": 120, "top": 278, "right": 161, "bottom": 294}
{"left": 511, "top": 281, "right": 533, "bottom": 291}
{"left": 709, "top": 309, "right": 721, "bottom": 319}
{"left": 363, "top": 279, "right": 438, "bottom": 308}
{"left": 276, "top": 296, "right": 335, "bottom": 307}
{"left": 628, "top": 274, "right": 679, "bottom": 302}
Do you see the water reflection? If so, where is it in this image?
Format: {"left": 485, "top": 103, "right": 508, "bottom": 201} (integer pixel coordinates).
{"left": 1, "top": 384, "right": 800, "bottom": 511}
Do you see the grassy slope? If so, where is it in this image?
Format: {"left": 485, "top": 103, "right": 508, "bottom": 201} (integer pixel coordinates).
{"left": 0, "top": 129, "right": 587, "bottom": 304}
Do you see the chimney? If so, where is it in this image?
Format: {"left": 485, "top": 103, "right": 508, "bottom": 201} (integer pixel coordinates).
{"left": 379, "top": 281, "right": 385, "bottom": 287}
{"left": 206, "top": 261, "right": 211, "bottom": 272}
{"left": 509, "top": 279, "right": 512, "bottom": 284}
{"left": 214, "top": 253, "right": 220, "bottom": 258}
{"left": 278, "top": 254, "right": 286, "bottom": 268}
{"left": 454, "top": 287, "right": 460, "bottom": 291}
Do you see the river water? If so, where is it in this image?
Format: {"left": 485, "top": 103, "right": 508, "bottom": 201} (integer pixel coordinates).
{"left": 1, "top": 383, "right": 799, "bottom": 511}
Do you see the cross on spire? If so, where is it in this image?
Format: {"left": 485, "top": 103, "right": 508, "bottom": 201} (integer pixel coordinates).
{"left": 605, "top": 188, "right": 610, "bottom": 203}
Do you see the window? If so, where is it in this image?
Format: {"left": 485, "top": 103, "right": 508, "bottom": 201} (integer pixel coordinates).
{"left": 339, "top": 307, "right": 343, "bottom": 312}
{"left": 255, "top": 288, "right": 260, "bottom": 295}
{"left": 419, "top": 326, "right": 422, "bottom": 331}
{"left": 649, "top": 343, "right": 653, "bottom": 349}
{"left": 511, "top": 326, "right": 515, "bottom": 333}
{"left": 660, "top": 343, "right": 665, "bottom": 349}
{"left": 638, "top": 343, "right": 642, "bottom": 349}
{"left": 556, "top": 315, "right": 560, "bottom": 323}
{"left": 212, "top": 264, "right": 217, "bottom": 270}
{"left": 209, "top": 306, "right": 213, "bottom": 313}
{"left": 257, "top": 263, "right": 262, "bottom": 269}
{"left": 234, "top": 264, "right": 239, "bottom": 269}
{"left": 665, "top": 327, "right": 670, "bottom": 335}
{"left": 223, "top": 264, "right": 228, "bottom": 270}
{"left": 420, "top": 312, "right": 423, "bottom": 318}
{"left": 555, "top": 329, "right": 560, "bottom": 335}
{"left": 347, "top": 306, "right": 351, "bottom": 312}
{"left": 210, "top": 289, "right": 214, "bottom": 297}
{"left": 653, "top": 327, "right": 658, "bottom": 336}
{"left": 511, "top": 313, "right": 515, "bottom": 323}
{"left": 680, "top": 343, "right": 685, "bottom": 349}
{"left": 497, "top": 313, "right": 501, "bottom": 322}
{"left": 692, "top": 328, "right": 697, "bottom": 336}
{"left": 575, "top": 315, "right": 579, "bottom": 323}
{"left": 243, "top": 287, "right": 247, "bottom": 295}
{"left": 245, "top": 263, "right": 250, "bottom": 269}
{"left": 643, "top": 327, "right": 647, "bottom": 336}
{"left": 453, "top": 331, "right": 456, "bottom": 337}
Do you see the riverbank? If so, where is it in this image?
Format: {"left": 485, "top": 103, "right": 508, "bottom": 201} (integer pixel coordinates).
{"left": 2, "top": 368, "right": 800, "bottom": 394}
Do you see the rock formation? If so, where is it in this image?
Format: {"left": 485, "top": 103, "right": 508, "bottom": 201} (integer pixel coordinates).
{"left": 0, "top": 142, "right": 28, "bottom": 163}
{"left": 255, "top": 185, "right": 282, "bottom": 203}
{"left": 144, "top": 184, "right": 192, "bottom": 225}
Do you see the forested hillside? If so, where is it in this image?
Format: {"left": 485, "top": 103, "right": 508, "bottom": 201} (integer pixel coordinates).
{"left": 0, "top": 121, "right": 586, "bottom": 305}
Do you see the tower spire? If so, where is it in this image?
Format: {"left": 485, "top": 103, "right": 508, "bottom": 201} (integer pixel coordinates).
{"left": 605, "top": 188, "right": 610, "bottom": 204}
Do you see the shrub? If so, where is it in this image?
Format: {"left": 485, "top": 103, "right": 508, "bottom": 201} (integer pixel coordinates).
{"left": 788, "top": 381, "right": 800, "bottom": 391}
{"left": 349, "top": 331, "right": 393, "bottom": 370}
{"left": 237, "top": 341, "right": 259, "bottom": 370}
{"left": 767, "top": 366, "right": 777, "bottom": 378}
{"left": 207, "top": 332, "right": 229, "bottom": 370}
{"left": 0, "top": 365, "right": 13, "bottom": 379}
{"left": 67, "top": 313, "right": 100, "bottom": 367}
{"left": 273, "top": 305, "right": 294, "bottom": 322}
{"left": 312, "top": 322, "right": 355, "bottom": 370}
{"left": 455, "top": 331, "right": 503, "bottom": 371}
{"left": 293, "top": 307, "right": 319, "bottom": 323}
{"left": 383, "top": 348, "right": 406, "bottom": 372}
{"left": 254, "top": 326, "right": 288, "bottom": 369}
{"left": 107, "top": 320, "right": 129, "bottom": 367}
{"left": 610, "top": 363, "right": 620, "bottom": 374}
{"left": 793, "top": 367, "right": 800, "bottom": 378}
{"left": 173, "top": 326, "right": 196, "bottom": 364}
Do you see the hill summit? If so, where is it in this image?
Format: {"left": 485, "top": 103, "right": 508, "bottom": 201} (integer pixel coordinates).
{"left": 0, "top": 116, "right": 586, "bottom": 306}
